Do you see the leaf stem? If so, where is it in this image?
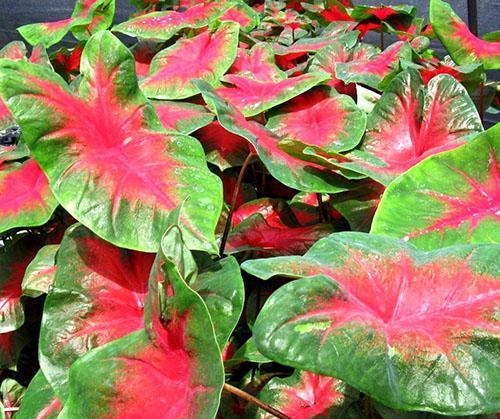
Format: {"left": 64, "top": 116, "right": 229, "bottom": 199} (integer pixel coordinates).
{"left": 479, "top": 82, "right": 484, "bottom": 123}
{"left": 219, "top": 152, "right": 255, "bottom": 256}
{"left": 223, "top": 383, "right": 290, "bottom": 419}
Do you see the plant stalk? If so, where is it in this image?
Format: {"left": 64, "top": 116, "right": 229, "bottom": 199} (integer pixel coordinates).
{"left": 223, "top": 383, "right": 290, "bottom": 419}
{"left": 219, "top": 152, "right": 255, "bottom": 256}
{"left": 479, "top": 82, "right": 485, "bottom": 123}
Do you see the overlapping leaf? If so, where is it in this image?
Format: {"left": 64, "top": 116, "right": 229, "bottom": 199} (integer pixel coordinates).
{"left": 141, "top": 22, "right": 239, "bottom": 100}
{"left": 60, "top": 226, "right": 224, "bottom": 418}
{"left": 0, "top": 160, "right": 58, "bottom": 234}
{"left": 16, "top": 371, "right": 62, "bottom": 419}
{"left": 152, "top": 100, "right": 214, "bottom": 134}
{"left": 21, "top": 245, "right": 58, "bottom": 297}
{"left": 197, "top": 81, "right": 355, "bottom": 193}
{"left": 215, "top": 72, "right": 330, "bottom": 117}
{"left": 113, "top": 1, "right": 232, "bottom": 40}
{"left": 371, "top": 125, "right": 499, "bottom": 249}
{"left": 0, "top": 31, "right": 222, "bottom": 252}
{"left": 340, "top": 69, "right": 483, "bottom": 185}
{"left": 245, "top": 232, "right": 500, "bottom": 414}
{"left": 39, "top": 224, "right": 155, "bottom": 400}
{"left": 18, "top": 0, "right": 115, "bottom": 48}
{"left": 430, "top": 0, "right": 500, "bottom": 70}
{"left": 266, "top": 87, "right": 366, "bottom": 153}
{"left": 256, "top": 370, "right": 361, "bottom": 419}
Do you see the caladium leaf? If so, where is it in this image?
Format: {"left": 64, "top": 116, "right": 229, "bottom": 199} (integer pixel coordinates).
{"left": 245, "top": 232, "right": 500, "bottom": 414}
{"left": 0, "top": 31, "right": 222, "bottom": 253}
{"left": 0, "top": 41, "right": 27, "bottom": 60}
{"left": 349, "top": 5, "right": 416, "bottom": 22}
{"left": 335, "top": 41, "right": 412, "bottom": 90}
{"left": 0, "top": 239, "right": 40, "bottom": 333}
{"left": 266, "top": 87, "right": 366, "bottom": 153}
{"left": 152, "top": 100, "right": 214, "bottom": 134}
{"left": 371, "top": 125, "right": 499, "bottom": 250}
{"left": 430, "top": 0, "right": 500, "bottom": 70}
{"left": 18, "top": 0, "right": 115, "bottom": 48}
{"left": 227, "top": 197, "right": 335, "bottom": 255}
{"left": 216, "top": 72, "right": 330, "bottom": 117}
{"left": 190, "top": 256, "right": 244, "bottom": 349}
{"left": 341, "top": 69, "right": 483, "bottom": 185}
{"left": 229, "top": 44, "right": 287, "bottom": 82}
{"left": 256, "top": 370, "right": 362, "bottom": 419}
{"left": 141, "top": 22, "right": 240, "bottom": 100}
{"left": 197, "top": 81, "right": 355, "bottom": 193}
{"left": 0, "top": 378, "right": 25, "bottom": 416}
{"left": 0, "top": 160, "right": 58, "bottom": 234}
{"left": 39, "top": 224, "right": 155, "bottom": 401}
{"left": 332, "top": 179, "right": 385, "bottom": 232}
{"left": 195, "top": 121, "right": 251, "bottom": 170}
{"left": 21, "top": 245, "right": 58, "bottom": 298}
{"left": 220, "top": 2, "right": 260, "bottom": 32}
{"left": 60, "top": 226, "right": 224, "bottom": 418}
{"left": 16, "top": 371, "right": 62, "bottom": 419}
{"left": 112, "top": 1, "right": 232, "bottom": 41}
{"left": 224, "top": 337, "right": 272, "bottom": 367}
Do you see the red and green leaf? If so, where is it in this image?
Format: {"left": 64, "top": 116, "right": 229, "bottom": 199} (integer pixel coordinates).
{"left": 195, "top": 121, "right": 251, "bottom": 170}
{"left": 245, "top": 232, "right": 500, "bottom": 414}
{"left": 335, "top": 41, "right": 412, "bottom": 90}
{"left": 0, "top": 31, "right": 222, "bottom": 253}
{"left": 341, "top": 69, "right": 483, "bottom": 185}
{"left": 0, "top": 378, "right": 25, "bottom": 416}
{"left": 229, "top": 44, "right": 287, "bottom": 82}
{"left": 220, "top": 2, "right": 260, "bottom": 32}
{"left": 21, "top": 245, "right": 59, "bottom": 298}
{"left": 371, "top": 125, "right": 499, "bottom": 250}
{"left": 226, "top": 198, "right": 335, "bottom": 256}
{"left": 60, "top": 226, "right": 224, "bottom": 418}
{"left": 16, "top": 371, "right": 62, "bottom": 419}
{"left": 266, "top": 87, "right": 366, "bottom": 153}
{"left": 0, "top": 160, "right": 58, "bottom": 234}
{"left": 0, "top": 239, "right": 40, "bottom": 333}
{"left": 141, "top": 22, "right": 239, "bottom": 100}
{"left": 215, "top": 72, "right": 330, "bottom": 117}
{"left": 112, "top": 1, "right": 231, "bottom": 41}
{"left": 39, "top": 224, "right": 155, "bottom": 400}
{"left": 197, "top": 81, "right": 356, "bottom": 193}
{"left": 349, "top": 5, "right": 416, "bottom": 22}
{"left": 0, "top": 41, "right": 27, "bottom": 60}
{"left": 18, "top": 0, "right": 115, "bottom": 48}
{"left": 256, "top": 370, "right": 361, "bottom": 419}
{"left": 430, "top": 0, "right": 500, "bottom": 70}
{"left": 0, "top": 329, "right": 29, "bottom": 370}
{"left": 152, "top": 100, "right": 214, "bottom": 134}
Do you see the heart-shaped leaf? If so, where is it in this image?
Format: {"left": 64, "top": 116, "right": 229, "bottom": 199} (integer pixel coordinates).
{"left": 215, "top": 72, "right": 330, "bottom": 117}
{"left": 0, "top": 31, "right": 222, "bottom": 253}
{"left": 39, "top": 224, "right": 155, "bottom": 400}
{"left": 60, "top": 226, "right": 224, "bottom": 418}
{"left": 18, "top": 0, "right": 115, "bottom": 48}
{"left": 335, "top": 41, "right": 411, "bottom": 90}
{"left": 152, "top": 100, "right": 214, "bottom": 134}
{"left": 245, "top": 232, "right": 500, "bottom": 415}
{"left": 256, "top": 370, "right": 361, "bottom": 419}
{"left": 141, "top": 22, "right": 239, "bottom": 100}
{"left": 220, "top": 2, "right": 260, "bottom": 32}
{"left": 229, "top": 44, "right": 287, "bottom": 82}
{"left": 266, "top": 87, "right": 366, "bottom": 153}
{"left": 16, "top": 371, "right": 62, "bottom": 419}
{"left": 341, "top": 69, "right": 483, "bottom": 185}
{"left": 197, "top": 81, "right": 355, "bottom": 193}
{"left": 21, "top": 244, "right": 58, "bottom": 298}
{"left": 430, "top": 0, "right": 500, "bottom": 70}
{"left": 0, "top": 160, "right": 58, "bottom": 234}
{"left": 113, "top": 1, "right": 231, "bottom": 41}
{"left": 371, "top": 125, "right": 499, "bottom": 249}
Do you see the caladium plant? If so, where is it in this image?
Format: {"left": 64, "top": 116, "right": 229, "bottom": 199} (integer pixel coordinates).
{"left": 0, "top": 0, "right": 498, "bottom": 417}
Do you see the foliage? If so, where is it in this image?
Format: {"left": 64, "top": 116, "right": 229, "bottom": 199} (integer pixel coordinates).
{"left": 0, "top": 0, "right": 498, "bottom": 417}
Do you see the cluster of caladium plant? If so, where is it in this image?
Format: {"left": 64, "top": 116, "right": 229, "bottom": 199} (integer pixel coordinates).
{"left": 0, "top": 0, "right": 498, "bottom": 417}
